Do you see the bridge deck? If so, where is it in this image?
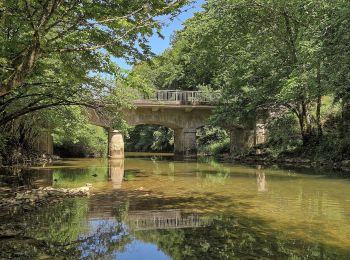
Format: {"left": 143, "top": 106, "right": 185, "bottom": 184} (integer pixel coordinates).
{"left": 138, "top": 90, "right": 219, "bottom": 106}
{"left": 133, "top": 99, "right": 215, "bottom": 109}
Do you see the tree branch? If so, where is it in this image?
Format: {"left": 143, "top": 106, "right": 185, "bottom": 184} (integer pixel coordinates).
{"left": 0, "top": 100, "right": 104, "bottom": 126}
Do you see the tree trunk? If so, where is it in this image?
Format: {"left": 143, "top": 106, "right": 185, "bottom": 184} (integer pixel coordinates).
{"left": 341, "top": 99, "right": 350, "bottom": 137}
{"left": 316, "top": 95, "right": 322, "bottom": 138}
{"left": 297, "top": 101, "right": 314, "bottom": 145}
{"left": 316, "top": 61, "right": 322, "bottom": 139}
{"left": 1, "top": 42, "right": 41, "bottom": 97}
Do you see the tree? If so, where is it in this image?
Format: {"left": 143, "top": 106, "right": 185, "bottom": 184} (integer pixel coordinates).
{"left": 177, "top": 0, "right": 334, "bottom": 143}
{"left": 0, "top": 0, "right": 189, "bottom": 126}
{"left": 130, "top": 0, "right": 349, "bottom": 146}
{"left": 321, "top": 1, "right": 350, "bottom": 136}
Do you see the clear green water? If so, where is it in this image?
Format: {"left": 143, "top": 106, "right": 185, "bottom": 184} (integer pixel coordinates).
{"left": 1, "top": 156, "right": 350, "bottom": 259}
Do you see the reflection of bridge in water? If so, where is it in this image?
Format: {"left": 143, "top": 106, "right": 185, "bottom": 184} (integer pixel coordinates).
{"left": 88, "top": 208, "right": 211, "bottom": 231}
{"left": 126, "top": 209, "right": 210, "bottom": 231}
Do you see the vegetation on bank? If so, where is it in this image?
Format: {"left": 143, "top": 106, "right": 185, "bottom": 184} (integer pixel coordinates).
{"left": 125, "top": 125, "right": 230, "bottom": 156}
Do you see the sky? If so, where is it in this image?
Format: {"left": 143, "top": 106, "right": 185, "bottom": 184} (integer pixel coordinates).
{"left": 114, "top": 0, "right": 205, "bottom": 71}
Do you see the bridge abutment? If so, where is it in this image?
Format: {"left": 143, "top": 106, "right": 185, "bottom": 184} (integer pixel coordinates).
{"left": 174, "top": 128, "right": 197, "bottom": 157}
{"left": 229, "top": 122, "right": 268, "bottom": 154}
{"left": 108, "top": 130, "right": 124, "bottom": 159}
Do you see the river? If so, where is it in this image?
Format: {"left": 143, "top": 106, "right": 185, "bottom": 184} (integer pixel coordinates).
{"left": 1, "top": 154, "right": 350, "bottom": 259}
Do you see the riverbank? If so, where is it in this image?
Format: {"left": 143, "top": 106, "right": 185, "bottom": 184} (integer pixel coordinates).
{"left": 0, "top": 185, "right": 91, "bottom": 219}
{"left": 0, "top": 152, "right": 61, "bottom": 168}
{"left": 230, "top": 152, "right": 350, "bottom": 173}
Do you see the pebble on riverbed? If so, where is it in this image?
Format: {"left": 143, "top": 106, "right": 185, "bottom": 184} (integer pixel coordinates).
{"left": 0, "top": 184, "right": 92, "bottom": 217}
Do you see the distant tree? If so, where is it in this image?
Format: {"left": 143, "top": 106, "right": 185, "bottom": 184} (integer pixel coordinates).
{"left": 130, "top": 0, "right": 350, "bottom": 145}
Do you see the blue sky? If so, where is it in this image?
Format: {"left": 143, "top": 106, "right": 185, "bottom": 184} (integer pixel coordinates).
{"left": 115, "top": 0, "right": 205, "bottom": 71}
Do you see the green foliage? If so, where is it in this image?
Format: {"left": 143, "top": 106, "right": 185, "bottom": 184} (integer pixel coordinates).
{"left": 47, "top": 106, "right": 108, "bottom": 158}
{"left": 265, "top": 106, "right": 350, "bottom": 161}
{"left": 198, "top": 138, "right": 230, "bottom": 156}
{"left": 128, "top": 45, "right": 197, "bottom": 91}
{"left": 197, "top": 126, "right": 230, "bottom": 155}
{"left": 0, "top": 112, "right": 48, "bottom": 164}
{"left": 129, "top": 0, "right": 350, "bottom": 145}
{"left": 126, "top": 125, "right": 174, "bottom": 152}
{"left": 126, "top": 125, "right": 230, "bottom": 155}
{"left": 266, "top": 113, "right": 302, "bottom": 155}
{"left": 2, "top": 0, "right": 350, "bottom": 161}
{"left": 0, "top": 0, "right": 188, "bottom": 98}
{"left": 54, "top": 125, "right": 107, "bottom": 158}
{"left": 0, "top": 0, "right": 188, "bottom": 164}
{"left": 197, "top": 126, "right": 228, "bottom": 146}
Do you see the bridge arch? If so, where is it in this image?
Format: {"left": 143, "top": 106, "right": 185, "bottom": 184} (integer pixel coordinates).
{"left": 122, "top": 106, "right": 213, "bottom": 156}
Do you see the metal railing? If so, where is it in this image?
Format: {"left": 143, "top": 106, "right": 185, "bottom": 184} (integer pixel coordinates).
{"left": 138, "top": 90, "right": 220, "bottom": 105}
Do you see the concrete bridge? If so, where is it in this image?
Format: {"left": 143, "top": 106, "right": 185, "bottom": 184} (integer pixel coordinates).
{"left": 89, "top": 90, "right": 267, "bottom": 158}
{"left": 38, "top": 90, "right": 267, "bottom": 157}
{"left": 89, "top": 90, "right": 221, "bottom": 158}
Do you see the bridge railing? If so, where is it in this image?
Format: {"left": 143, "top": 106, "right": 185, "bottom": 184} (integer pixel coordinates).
{"left": 125, "top": 209, "right": 212, "bottom": 231}
{"left": 138, "top": 90, "right": 220, "bottom": 105}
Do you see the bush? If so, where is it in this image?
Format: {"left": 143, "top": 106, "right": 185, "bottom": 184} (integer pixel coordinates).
{"left": 265, "top": 113, "right": 302, "bottom": 157}
{"left": 54, "top": 125, "right": 107, "bottom": 158}
{"left": 197, "top": 126, "right": 229, "bottom": 146}
{"left": 198, "top": 138, "right": 230, "bottom": 155}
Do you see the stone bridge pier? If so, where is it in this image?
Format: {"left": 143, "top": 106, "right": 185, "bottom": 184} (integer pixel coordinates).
{"left": 174, "top": 128, "right": 197, "bottom": 157}
{"left": 108, "top": 130, "right": 124, "bottom": 159}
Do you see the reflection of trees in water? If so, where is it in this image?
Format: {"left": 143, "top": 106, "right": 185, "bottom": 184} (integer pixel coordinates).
{"left": 134, "top": 215, "right": 348, "bottom": 259}
{"left": 0, "top": 167, "right": 53, "bottom": 189}
{"left": 204, "top": 172, "right": 230, "bottom": 185}
{"left": 52, "top": 166, "right": 108, "bottom": 188}
{"left": 0, "top": 198, "right": 130, "bottom": 259}
{"left": 2, "top": 200, "right": 349, "bottom": 259}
